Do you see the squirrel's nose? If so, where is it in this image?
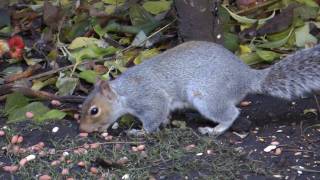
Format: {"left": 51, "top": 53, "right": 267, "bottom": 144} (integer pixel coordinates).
{"left": 79, "top": 123, "right": 95, "bottom": 133}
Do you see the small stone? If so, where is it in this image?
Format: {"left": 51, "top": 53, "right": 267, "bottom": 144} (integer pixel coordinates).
{"left": 3, "top": 165, "right": 19, "bottom": 173}
{"left": 38, "top": 142, "right": 45, "bottom": 148}
{"left": 104, "top": 135, "right": 113, "bottom": 141}
{"left": 90, "top": 167, "right": 98, "bottom": 174}
{"left": 51, "top": 160, "right": 60, "bottom": 166}
{"left": 264, "top": 145, "right": 277, "bottom": 152}
{"left": 131, "top": 146, "right": 138, "bottom": 152}
{"left": 61, "top": 168, "right": 69, "bottom": 175}
{"left": 51, "top": 100, "right": 61, "bottom": 106}
{"left": 11, "top": 135, "right": 19, "bottom": 144}
{"left": 52, "top": 127, "right": 59, "bottom": 133}
{"left": 111, "top": 122, "right": 119, "bottom": 129}
{"left": 275, "top": 148, "right": 282, "bottom": 155}
{"left": 74, "top": 113, "right": 80, "bottom": 120}
{"left": 48, "top": 148, "right": 56, "bottom": 155}
{"left": 137, "top": 144, "right": 145, "bottom": 151}
{"left": 271, "top": 141, "right": 280, "bottom": 145}
{"left": 63, "top": 152, "right": 69, "bottom": 157}
{"left": 0, "top": 130, "right": 5, "bottom": 136}
{"left": 25, "top": 154, "right": 36, "bottom": 161}
{"left": 38, "top": 151, "right": 47, "bottom": 157}
{"left": 273, "top": 175, "right": 283, "bottom": 178}
{"left": 116, "top": 157, "right": 129, "bottom": 165}
{"left": 294, "top": 152, "right": 302, "bottom": 156}
{"left": 26, "top": 111, "right": 34, "bottom": 118}
{"left": 240, "top": 101, "right": 252, "bottom": 107}
{"left": 17, "top": 136, "right": 23, "bottom": 143}
{"left": 206, "top": 149, "right": 214, "bottom": 155}
{"left": 79, "top": 132, "right": 88, "bottom": 137}
{"left": 19, "top": 158, "right": 28, "bottom": 166}
{"left": 90, "top": 143, "right": 100, "bottom": 149}
{"left": 39, "top": 175, "right": 52, "bottom": 180}
{"left": 122, "top": 174, "right": 130, "bottom": 180}
{"left": 185, "top": 144, "right": 196, "bottom": 151}
{"left": 77, "top": 161, "right": 86, "bottom": 167}
{"left": 101, "top": 132, "right": 109, "bottom": 137}
{"left": 196, "top": 153, "right": 203, "bottom": 156}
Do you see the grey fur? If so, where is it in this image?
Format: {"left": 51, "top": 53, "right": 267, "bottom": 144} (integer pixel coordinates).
{"left": 99, "top": 41, "right": 320, "bottom": 135}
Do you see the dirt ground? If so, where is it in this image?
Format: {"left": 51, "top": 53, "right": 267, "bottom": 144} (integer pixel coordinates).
{"left": 0, "top": 94, "right": 319, "bottom": 180}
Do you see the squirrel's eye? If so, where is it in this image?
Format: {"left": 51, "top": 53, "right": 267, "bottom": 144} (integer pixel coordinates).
{"left": 90, "top": 106, "right": 99, "bottom": 116}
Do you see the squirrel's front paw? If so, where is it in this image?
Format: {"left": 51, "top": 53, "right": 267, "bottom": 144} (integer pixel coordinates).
{"left": 198, "top": 126, "right": 223, "bottom": 136}
{"left": 125, "top": 129, "right": 146, "bottom": 137}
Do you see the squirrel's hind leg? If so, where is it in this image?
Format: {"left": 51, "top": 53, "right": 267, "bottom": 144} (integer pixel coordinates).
{"left": 191, "top": 97, "right": 240, "bottom": 136}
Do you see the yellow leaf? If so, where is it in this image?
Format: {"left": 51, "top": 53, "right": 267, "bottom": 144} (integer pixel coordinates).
{"left": 239, "top": 45, "right": 252, "bottom": 54}
{"left": 68, "top": 37, "right": 99, "bottom": 50}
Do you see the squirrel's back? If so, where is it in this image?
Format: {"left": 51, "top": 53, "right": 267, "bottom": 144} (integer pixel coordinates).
{"left": 111, "top": 41, "right": 257, "bottom": 104}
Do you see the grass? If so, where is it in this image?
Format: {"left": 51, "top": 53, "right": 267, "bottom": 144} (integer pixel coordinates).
{"left": 0, "top": 120, "right": 269, "bottom": 180}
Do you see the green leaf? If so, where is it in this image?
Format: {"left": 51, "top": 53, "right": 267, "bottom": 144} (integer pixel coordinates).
{"left": 134, "top": 48, "right": 159, "bottom": 64}
{"left": 239, "top": 52, "right": 262, "bottom": 65}
{"left": 222, "top": 5, "right": 275, "bottom": 25}
{"left": 56, "top": 73, "right": 79, "bottom": 96}
{"left": 223, "top": 32, "right": 239, "bottom": 52}
{"left": 103, "top": 0, "right": 125, "bottom": 5}
{"left": 5, "top": 92, "right": 29, "bottom": 114}
{"left": 105, "top": 5, "right": 116, "bottom": 14}
{"left": 142, "top": 0, "right": 172, "bottom": 15}
{"left": 68, "top": 37, "right": 100, "bottom": 50}
{"left": 294, "top": 6, "right": 319, "bottom": 20}
{"left": 93, "top": 24, "right": 108, "bottom": 38}
{"left": 8, "top": 102, "right": 49, "bottom": 123}
{"left": 2, "top": 66, "right": 23, "bottom": 76}
{"left": 63, "top": 15, "right": 91, "bottom": 42}
{"left": 296, "top": 0, "right": 319, "bottom": 7}
{"left": 79, "top": 70, "right": 98, "bottom": 84}
{"left": 37, "top": 109, "right": 66, "bottom": 122}
{"left": 256, "top": 49, "right": 280, "bottom": 62}
{"left": 71, "top": 44, "right": 117, "bottom": 62}
{"left": 257, "top": 28, "right": 294, "bottom": 48}
{"left": 119, "top": 114, "right": 135, "bottom": 127}
{"left": 129, "top": 4, "right": 155, "bottom": 26}
{"left": 295, "top": 22, "right": 318, "bottom": 47}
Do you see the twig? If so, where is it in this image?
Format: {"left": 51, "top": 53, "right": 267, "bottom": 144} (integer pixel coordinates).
{"left": 25, "top": 57, "right": 114, "bottom": 81}
{"left": 235, "top": 0, "right": 279, "bottom": 15}
{"left": 121, "top": 19, "right": 177, "bottom": 53}
{"left": 313, "top": 95, "right": 320, "bottom": 120}
{"left": 291, "top": 166, "right": 320, "bottom": 173}
{"left": 4, "top": 64, "right": 42, "bottom": 83}
{"left": 13, "top": 85, "right": 85, "bottom": 103}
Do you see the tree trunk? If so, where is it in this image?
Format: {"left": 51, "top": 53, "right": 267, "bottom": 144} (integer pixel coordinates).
{"left": 174, "top": 0, "right": 223, "bottom": 44}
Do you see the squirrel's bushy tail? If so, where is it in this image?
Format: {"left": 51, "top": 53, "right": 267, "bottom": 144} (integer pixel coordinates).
{"left": 256, "top": 45, "right": 320, "bottom": 99}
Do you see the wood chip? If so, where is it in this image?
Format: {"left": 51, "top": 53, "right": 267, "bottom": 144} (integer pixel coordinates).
{"left": 39, "top": 175, "right": 52, "bottom": 180}
{"left": 2, "top": 165, "right": 19, "bottom": 173}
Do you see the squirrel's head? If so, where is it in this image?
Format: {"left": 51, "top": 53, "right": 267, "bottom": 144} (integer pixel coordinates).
{"left": 79, "top": 80, "right": 118, "bottom": 133}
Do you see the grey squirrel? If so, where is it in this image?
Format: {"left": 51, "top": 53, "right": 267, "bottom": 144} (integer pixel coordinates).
{"left": 79, "top": 41, "right": 320, "bottom": 135}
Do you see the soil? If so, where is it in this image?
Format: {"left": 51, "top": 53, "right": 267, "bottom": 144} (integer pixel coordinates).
{"left": 0, "top": 94, "right": 319, "bottom": 179}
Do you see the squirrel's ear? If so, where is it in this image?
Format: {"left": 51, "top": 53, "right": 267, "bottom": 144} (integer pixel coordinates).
{"left": 95, "top": 79, "right": 115, "bottom": 100}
